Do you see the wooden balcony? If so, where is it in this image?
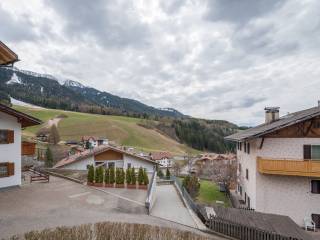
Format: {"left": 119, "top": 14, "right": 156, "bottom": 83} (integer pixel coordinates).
{"left": 257, "top": 157, "right": 320, "bottom": 177}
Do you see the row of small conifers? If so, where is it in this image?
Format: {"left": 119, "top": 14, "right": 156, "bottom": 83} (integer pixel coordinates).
{"left": 87, "top": 165, "right": 149, "bottom": 189}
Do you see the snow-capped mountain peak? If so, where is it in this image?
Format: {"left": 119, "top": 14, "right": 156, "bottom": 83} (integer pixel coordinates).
{"left": 63, "top": 79, "right": 86, "bottom": 88}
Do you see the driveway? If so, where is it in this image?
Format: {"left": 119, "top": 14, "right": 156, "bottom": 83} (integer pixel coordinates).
{"left": 151, "top": 184, "right": 197, "bottom": 228}
{"left": 0, "top": 176, "right": 224, "bottom": 239}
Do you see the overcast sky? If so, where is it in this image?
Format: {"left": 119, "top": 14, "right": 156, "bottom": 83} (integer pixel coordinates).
{"left": 1, "top": 0, "right": 320, "bottom": 125}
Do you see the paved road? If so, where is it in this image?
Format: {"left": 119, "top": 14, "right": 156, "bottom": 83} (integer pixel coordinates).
{"left": 151, "top": 184, "right": 197, "bottom": 228}
{"left": 0, "top": 176, "right": 225, "bottom": 239}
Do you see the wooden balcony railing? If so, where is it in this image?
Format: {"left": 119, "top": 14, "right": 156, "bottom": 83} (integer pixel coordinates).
{"left": 257, "top": 157, "right": 320, "bottom": 177}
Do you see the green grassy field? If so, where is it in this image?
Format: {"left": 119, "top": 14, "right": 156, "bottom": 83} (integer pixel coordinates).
{"left": 197, "top": 179, "right": 231, "bottom": 207}
{"left": 178, "top": 177, "right": 230, "bottom": 207}
{"left": 15, "top": 105, "right": 199, "bottom": 154}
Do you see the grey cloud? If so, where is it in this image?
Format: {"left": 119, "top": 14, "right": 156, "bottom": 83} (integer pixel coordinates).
{"left": 205, "top": 0, "right": 283, "bottom": 25}
{"left": 212, "top": 97, "right": 267, "bottom": 113}
{"left": 0, "top": 5, "right": 38, "bottom": 42}
{"left": 159, "top": 0, "right": 185, "bottom": 14}
{"left": 45, "top": 0, "right": 150, "bottom": 48}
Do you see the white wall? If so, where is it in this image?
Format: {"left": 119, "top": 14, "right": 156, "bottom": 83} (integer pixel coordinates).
{"left": 60, "top": 153, "right": 155, "bottom": 172}
{"left": 124, "top": 155, "right": 155, "bottom": 173}
{"left": 62, "top": 156, "right": 94, "bottom": 170}
{"left": 0, "top": 112, "right": 21, "bottom": 188}
{"left": 237, "top": 137, "right": 320, "bottom": 226}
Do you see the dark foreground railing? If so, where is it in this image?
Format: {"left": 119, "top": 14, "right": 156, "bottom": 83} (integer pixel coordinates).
{"left": 207, "top": 216, "right": 303, "bottom": 240}
{"left": 145, "top": 171, "right": 157, "bottom": 214}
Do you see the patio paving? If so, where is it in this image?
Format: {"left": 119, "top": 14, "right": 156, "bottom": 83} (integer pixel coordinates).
{"left": 0, "top": 176, "right": 225, "bottom": 239}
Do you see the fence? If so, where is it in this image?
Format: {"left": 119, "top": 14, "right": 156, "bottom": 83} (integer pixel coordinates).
{"left": 172, "top": 176, "right": 207, "bottom": 223}
{"left": 29, "top": 168, "right": 49, "bottom": 183}
{"left": 207, "top": 216, "right": 303, "bottom": 240}
{"left": 145, "top": 171, "right": 157, "bottom": 214}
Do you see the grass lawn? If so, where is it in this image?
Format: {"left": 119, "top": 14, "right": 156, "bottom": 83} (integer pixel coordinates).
{"left": 14, "top": 105, "right": 199, "bottom": 155}
{"left": 197, "top": 179, "right": 231, "bottom": 207}
{"left": 179, "top": 177, "right": 230, "bottom": 207}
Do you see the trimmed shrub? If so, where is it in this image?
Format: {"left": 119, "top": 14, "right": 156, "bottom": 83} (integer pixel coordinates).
{"left": 109, "top": 167, "right": 115, "bottom": 184}
{"left": 143, "top": 169, "right": 149, "bottom": 185}
{"left": 120, "top": 168, "right": 125, "bottom": 184}
{"left": 95, "top": 167, "right": 103, "bottom": 183}
{"left": 138, "top": 167, "right": 144, "bottom": 185}
{"left": 182, "top": 175, "right": 200, "bottom": 198}
{"left": 87, "top": 165, "right": 94, "bottom": 183}
{"left": 126, "top": 168, "right": 131, "bottom": 184}
{"left": 16, "top": 221, "right": 213, "bottom": 240}
{"left": 157, "top": 169, "right": 164, "bottom": 178}
{"left": 131, "top": 167, "right": 136, "bottom": 185}
{"left": 166, "top": 167, "right": 171, "bottom": 179}
{"left": 105, "top": 168, "right": 110, "bottom": 184}
{"left": 115, "top": 168, "right": 121, "bottom": 184}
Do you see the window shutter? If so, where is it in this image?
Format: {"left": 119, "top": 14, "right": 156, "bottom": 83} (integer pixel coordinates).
{"left": 7, "top": 130, "right": 14, "bottom": 144}
{"left": 304, "top": 145, "right": 311, "bottom": 160}
{"left": 7, "top": 162, "right": 15, "bottom": 176}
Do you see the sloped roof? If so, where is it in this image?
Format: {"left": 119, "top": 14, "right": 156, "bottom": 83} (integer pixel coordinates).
{"left": 0, "top": 104, "right": 42, "bottom": 127}
{"left": 150, "top": 151, "right": 173, "bottom": 160}
{"left": 225, "top": 106, "right": 320, "bottom": 141}
{"left": 54, "top": 145, "right": 157, "bottom": 168}
{"left": 0, "top": 41, "right": 19, "bottom": 66}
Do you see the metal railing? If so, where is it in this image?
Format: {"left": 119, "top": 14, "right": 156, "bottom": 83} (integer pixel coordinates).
{"left": 207, "top": 216, "right": 303, "bottom": 240}
{"left": 172, "top": 176, "right": 207, "bottom": 223}
{"left": 145, "top": 171, "right": 157, "bottom": 214}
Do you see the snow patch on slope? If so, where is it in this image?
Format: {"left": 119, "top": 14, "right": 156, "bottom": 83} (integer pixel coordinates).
{"left": 10, "top": 97, "right": 44, "bottom": 109}
{"left": 6, "top": 73, "right": 22, "bottom": 85}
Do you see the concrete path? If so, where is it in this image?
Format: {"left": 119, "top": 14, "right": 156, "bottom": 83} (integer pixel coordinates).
{"left": 0, "top": 177, "right": 226, "bottom": 239}
{"left": 151, "top": 184, "right": 197, "bottom": 228}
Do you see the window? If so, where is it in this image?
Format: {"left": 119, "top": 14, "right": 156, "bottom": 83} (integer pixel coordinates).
{"left": 247, "top": 143, "right": 250, "bottom": 154}
{"left": 246, "top": 169, "right": 249, "bottom": 180}
{"left": 247, "top": 196, "right": 251, "bottom": 208}
{"left": 239, "top": 163, "right": 242, "bottom": 173}
{"left": 108, "top": 162, "right": 115, "bottom": 168}
{"left": 304, "top": 145, "right": 320, "bottom": 160}
{"left": 127, "top": 163, "right": 132, "bottom": 168}
{"left": 244, "top": 192, "right": 247, "bottom": 203}
{"left": 0, "top": 162, "right": 14, "bottom": 177}
{"left": 244, "top": 143, "right": 247, "bottom": 153}
{"left": 0, "top": 130, "right": 14, "bottom": 144}
{"left": 311, "top": 180, "right": 320, "bottom": 194}
{"left": 239, "top": 185, "right": 242, "bottom": 196}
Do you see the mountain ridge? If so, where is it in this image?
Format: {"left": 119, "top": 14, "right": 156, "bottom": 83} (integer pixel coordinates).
{"left": 0, "top": 67, "right": 185, "bottom": 118}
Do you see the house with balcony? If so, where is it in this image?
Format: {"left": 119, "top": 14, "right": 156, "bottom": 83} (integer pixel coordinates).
{"left": 225, "top": 105, "right": 320, "bottom": 228}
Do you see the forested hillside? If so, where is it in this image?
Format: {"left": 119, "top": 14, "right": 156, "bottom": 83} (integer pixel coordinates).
{"left": 0, "top": 67, "right": 184, "bottom": 118}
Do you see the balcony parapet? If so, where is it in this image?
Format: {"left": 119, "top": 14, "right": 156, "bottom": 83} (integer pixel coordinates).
{"left": 257, "top": 157, "right": 320, "bottom": 177}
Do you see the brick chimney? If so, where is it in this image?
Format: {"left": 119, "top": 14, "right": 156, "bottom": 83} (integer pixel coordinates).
{"left": 264, "top": 107, "right": 280, "bottom": 124}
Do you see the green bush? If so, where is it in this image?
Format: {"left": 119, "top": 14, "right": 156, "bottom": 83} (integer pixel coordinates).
{"left": 126, "top": 168, "right": 131, "bottom": 184}
{"left": 115, "top": 168, "right": 121, "bottom": 184}
{"left": 119, "top": 168, "right": 125, "bottom": 184}
{"left": 157, "top": 169, "right": 164, "bottom": 178}
{"left": 45, "top": 147, "right": 53, "bottom": 167}
{"left": 138, "top": 167, "right": 144, "bottom": 185}
{"left": 182, "top": 175, "right": 200, "bottom": 198}
{"left": 143, "top": 169, "right": 149, "bottom": 185}
{"left": 87, "top": 165, "right": 94, "bottom": 183}
{"left": 109, "top": 167, "right": 115, "bottom": 184}
{"left": 105, "top": 168, "right": 110, "bottom": 184}
{"left": 166, "top": 168, "right": 171, "bottom": 179}
{"left": 95, "top": 167, "right": 103, "bottom": 183}
{"left": 131, "top": 167, "right": 136, "bottom": 185}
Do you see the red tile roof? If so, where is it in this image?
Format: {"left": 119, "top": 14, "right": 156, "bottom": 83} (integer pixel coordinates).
{"left": 150, "top": 151, "right": 173, "bottom": 160}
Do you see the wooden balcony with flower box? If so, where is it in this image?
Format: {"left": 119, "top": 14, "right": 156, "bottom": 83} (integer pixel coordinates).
{"left": 257, "top": 157, "right": 320, "bottom": 177}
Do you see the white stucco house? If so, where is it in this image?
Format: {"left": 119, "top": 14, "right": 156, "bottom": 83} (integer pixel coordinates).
{"left": 54, "top": 145, "right": 157, "bottom": 173}
{"left": 82, "top": 136, "right": 108, "bottom": 149}
{"left": 150, "top": 152, "right": 173, "bottom": 168}
{"left": 226, "top": 105, "right": 320, "bottom": 228}
{"left": 0, "top": 104, "right": 41, "bottom": 189}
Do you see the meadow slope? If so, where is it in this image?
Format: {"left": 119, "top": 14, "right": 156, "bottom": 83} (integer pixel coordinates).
{"left": 15, "top": 105, "right": 198, "bottom": 154}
